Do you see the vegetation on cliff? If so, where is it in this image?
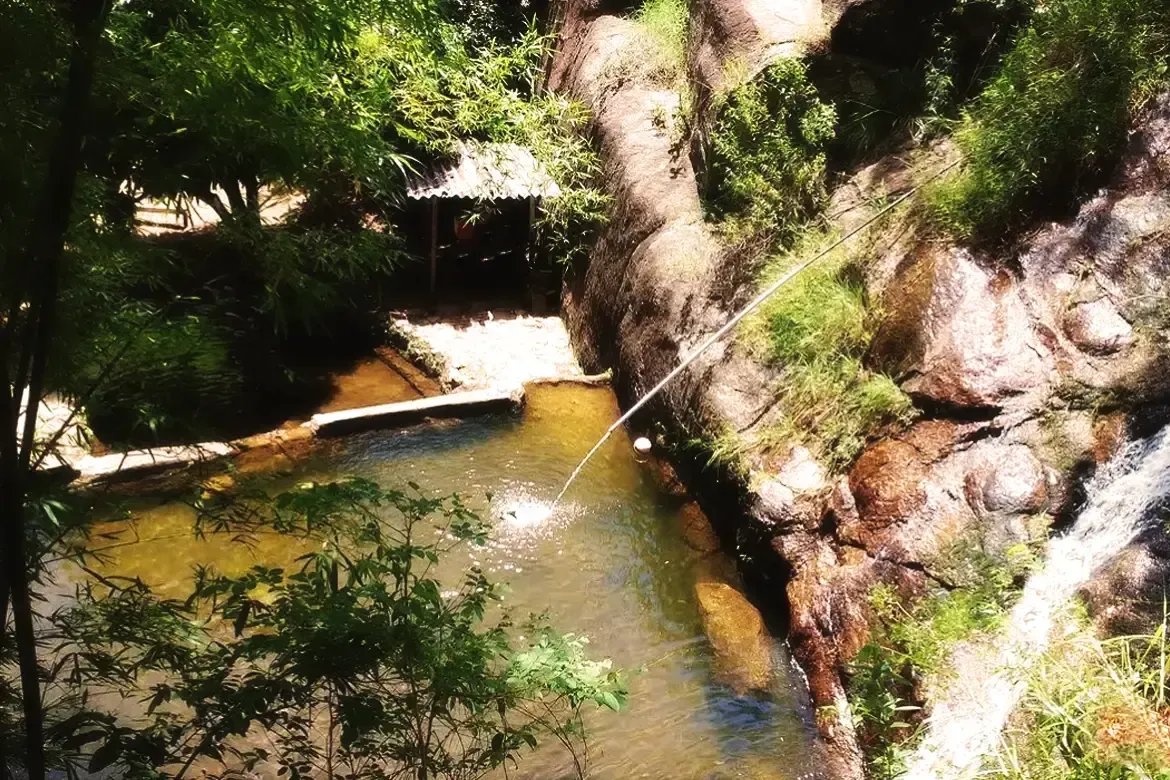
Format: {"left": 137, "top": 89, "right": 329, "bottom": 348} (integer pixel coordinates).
{"left": 927, "top": 0, "right": 1170, "bottom": 240}
{"left": 745, "top": 234, "right": 915, "bottom": 470}
{"left": 705, "top": 60, "right": 837, "bottom": 250}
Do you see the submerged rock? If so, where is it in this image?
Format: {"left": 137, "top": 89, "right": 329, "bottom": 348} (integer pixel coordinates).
{"left": 694, "top": 577, "right": 774, "bottom": 695}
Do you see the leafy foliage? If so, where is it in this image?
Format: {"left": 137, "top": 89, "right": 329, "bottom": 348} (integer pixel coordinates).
{"left": 29, "top": 480, "right": 625, "bottom": 780}
{"left": 926, "top": 0, "right": 1170, "bottom": 240}
{"left": 0, "top": 0, "right": 606, "bottom": 443}
{"left": 705, "top": 59, "right": 836, "bottom": 250}
{"left": 814, "top": 0, "right": 1030, "bottom": 166}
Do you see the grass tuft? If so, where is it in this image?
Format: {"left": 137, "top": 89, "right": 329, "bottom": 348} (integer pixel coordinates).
{"left": 992, "top": 605, "right": 1170, "bottom": 779}
{"left": 745, "top": 231, "right": 916, "bottom": 471}
{"left": 604, "top": 0, "right": 689, "bottom": 90}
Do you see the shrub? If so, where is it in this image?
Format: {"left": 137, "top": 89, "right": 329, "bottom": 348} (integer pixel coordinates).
{"left": 706, "top": 59, "right": 836, "bottom": 250}
{"left": 632, "top": 0, "right": 688, "bottom": 87}
{"left": 42, "top": 479, "right": 627, "bottom": 780}
{"left": 926, "top": 0, "right": 1170, "bottom": 240}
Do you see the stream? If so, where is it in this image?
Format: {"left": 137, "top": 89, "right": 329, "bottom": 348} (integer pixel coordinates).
{"left": 86, "top": 383, "right": 818, "bottom": 780}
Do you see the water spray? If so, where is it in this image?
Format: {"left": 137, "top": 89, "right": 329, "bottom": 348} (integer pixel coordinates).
{"left": 549, "top": 160, "right": 959, "bottom": 512}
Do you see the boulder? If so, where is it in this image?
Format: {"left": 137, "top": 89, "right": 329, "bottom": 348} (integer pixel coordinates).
{"left": 897, "top": 246, "right": 1052, "bottom": 409}
{"left": 1081, "top": 526, "right": 1170, "bottom": 635}
{"left": 694, "top": 578, "right": 774, "bottom": 694}
{"left": 966, "top": 445, "right": 1048, "bottom": 516}
{"left": 689, "top": 0, "right": 819, "bottom": 95}
{"left": 1062, "top": 298, "right": 1136, "bottom": 355}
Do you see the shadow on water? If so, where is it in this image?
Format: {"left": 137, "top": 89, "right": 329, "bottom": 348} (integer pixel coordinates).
{"left": 87, "top": 384, "right": 817, "bottom": 780}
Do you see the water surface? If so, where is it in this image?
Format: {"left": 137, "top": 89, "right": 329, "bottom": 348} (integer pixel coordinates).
{"left": 93, "top": 384, "right": 816, "bottom": 779}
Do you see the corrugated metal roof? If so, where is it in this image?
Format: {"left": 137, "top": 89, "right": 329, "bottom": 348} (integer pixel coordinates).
{"left": 405, "top": 142, "right": 562, "bottom": 200}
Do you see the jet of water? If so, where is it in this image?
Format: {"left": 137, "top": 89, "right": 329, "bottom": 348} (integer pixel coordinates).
{"left": 548, "top": 176, "right": 951, "bottom": 512}
{"left": 901, "top": 425, "right": 1170, "bottom": 780}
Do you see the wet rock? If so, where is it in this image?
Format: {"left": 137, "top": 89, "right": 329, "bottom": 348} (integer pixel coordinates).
{"left": 645, "top": 456, "right": 691, "bottom": 498}
{"left": 1081, "top": 525, "right": 1170, "bottom": 635}
{"left": 967, "top": 445, "right": 1048, "bottom": 515}
{"left": 1092, "top": 413, "right": 1130, "bottom": 463}
{"left": 899, "top": 246, "right": 1051, "bottom": 409}
{"left": 1063, "top": 298, "right": 1135, "bottom": 355}
{"left": 848, "top": 438, "right": 929, "bottom": 529}
{"left": 694, "top": 578, "right": 774, "bottom": 695}
{"left": 680, "top": 501, "right": 723, "bottom": 555}
{"left": 754, "top": 477, "right": 798, "bottom": 529}
{"left": 777, "top": 446, "right": 828, "bottom": 492}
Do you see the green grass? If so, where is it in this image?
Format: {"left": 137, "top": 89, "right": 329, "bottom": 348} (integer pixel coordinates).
{"left": 632, "top": 0, "right": 688, "bottom": 87}
{"left": 705, "top": 58, "right": 836, "bottom": 250}
{"left": 926, "top": 0, "right": 1170, "bottom": 241}
{"left": 604, "top": 0, "right": 689, "bottom": 90}
{"left": 745, "top": 232, "right": 916, "bottom": 471}
{"left": 991, "top": 606, "right": 1170, "bottom": 779}
{"left": 848, "top": 547, "right": 1035, "bottom": 779}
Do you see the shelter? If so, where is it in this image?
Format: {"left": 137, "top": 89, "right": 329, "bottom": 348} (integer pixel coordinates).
{"left": 405, "top": 142, "right": 561, "bottom": 294}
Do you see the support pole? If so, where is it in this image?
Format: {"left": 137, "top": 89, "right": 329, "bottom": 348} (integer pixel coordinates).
{"left": 429, "top": 198, "right": 438, "bottom": 296}
{"left": 527, "top": 196, "right": 536, "bottom": 265}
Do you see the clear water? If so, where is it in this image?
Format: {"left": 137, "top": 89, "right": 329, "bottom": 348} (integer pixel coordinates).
{"left": 90, "top": 384, "right": 817, "bottom": 780}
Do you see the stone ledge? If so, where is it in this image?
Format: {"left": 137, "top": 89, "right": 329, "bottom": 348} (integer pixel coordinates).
{"left": 307, "top": 386, "right": 525, "bottom": 437}
{"left": 73, "top": 442, "right": 235, "bottom": 485}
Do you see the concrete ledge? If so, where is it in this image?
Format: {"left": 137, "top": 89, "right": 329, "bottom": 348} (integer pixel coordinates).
{"left": 526, "top": 372, "right": 612, "bottom": 387}
{"left": 308, "top": 386, "right": 525, "bottom": 437}
{"left": 74, "top": 442, "right": 235, "bottom": 484}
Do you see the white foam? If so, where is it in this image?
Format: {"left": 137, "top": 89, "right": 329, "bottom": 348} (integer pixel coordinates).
{"left": 500, "top": 499, "right": 554, "bottom": 530}
{"left": 902, "top": 426, "right": 1170, "bottom": 780}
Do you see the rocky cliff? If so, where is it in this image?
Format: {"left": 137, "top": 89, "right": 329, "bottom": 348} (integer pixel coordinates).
{"left": 548, "top": 1, "right": 1170, "bottom": 777}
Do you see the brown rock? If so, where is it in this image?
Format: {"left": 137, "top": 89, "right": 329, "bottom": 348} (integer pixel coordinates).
{"left": 694, "top": 578, "right": 774, "bottom": 695}
{"left": 848, "top": 438, "right": 929, "bottom": 529}
{"left": 1092, "top": 413, "right": 1129, "bottom": 464}
{"left": 900, "top": 246, "right": 1051, "bottom": 409}
{"left": 679, "top": 501, "right": 722, "bottom": 555}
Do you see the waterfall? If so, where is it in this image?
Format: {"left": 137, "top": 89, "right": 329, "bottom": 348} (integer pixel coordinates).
{"left": 901, "top": 425, "right": 1170, "bottom": 780}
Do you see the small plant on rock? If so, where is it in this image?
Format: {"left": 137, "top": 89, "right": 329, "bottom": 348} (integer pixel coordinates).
{"left": 705, "top": 58, "right": 837, "bottom": 251}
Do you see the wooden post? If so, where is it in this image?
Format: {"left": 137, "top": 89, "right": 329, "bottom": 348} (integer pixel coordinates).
{"left": 526, "top": 196, "right": 536, "bottom": 266}
{"left": 429, "top": 198, "right": 438, "bottom": 295}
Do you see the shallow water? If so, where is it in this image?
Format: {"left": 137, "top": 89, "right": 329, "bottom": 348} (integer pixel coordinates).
{"left": 89, "top": 384, "right": 816, "bottom": 780}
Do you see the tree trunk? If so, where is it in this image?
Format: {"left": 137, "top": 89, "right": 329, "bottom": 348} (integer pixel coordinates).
{"left": 0, "top": 3, "right": 111, "bottom": 779}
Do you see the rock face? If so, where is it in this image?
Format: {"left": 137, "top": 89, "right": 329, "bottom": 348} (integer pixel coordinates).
{"left": 551, "top": 0, "right": 1170, "bottom": 774}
